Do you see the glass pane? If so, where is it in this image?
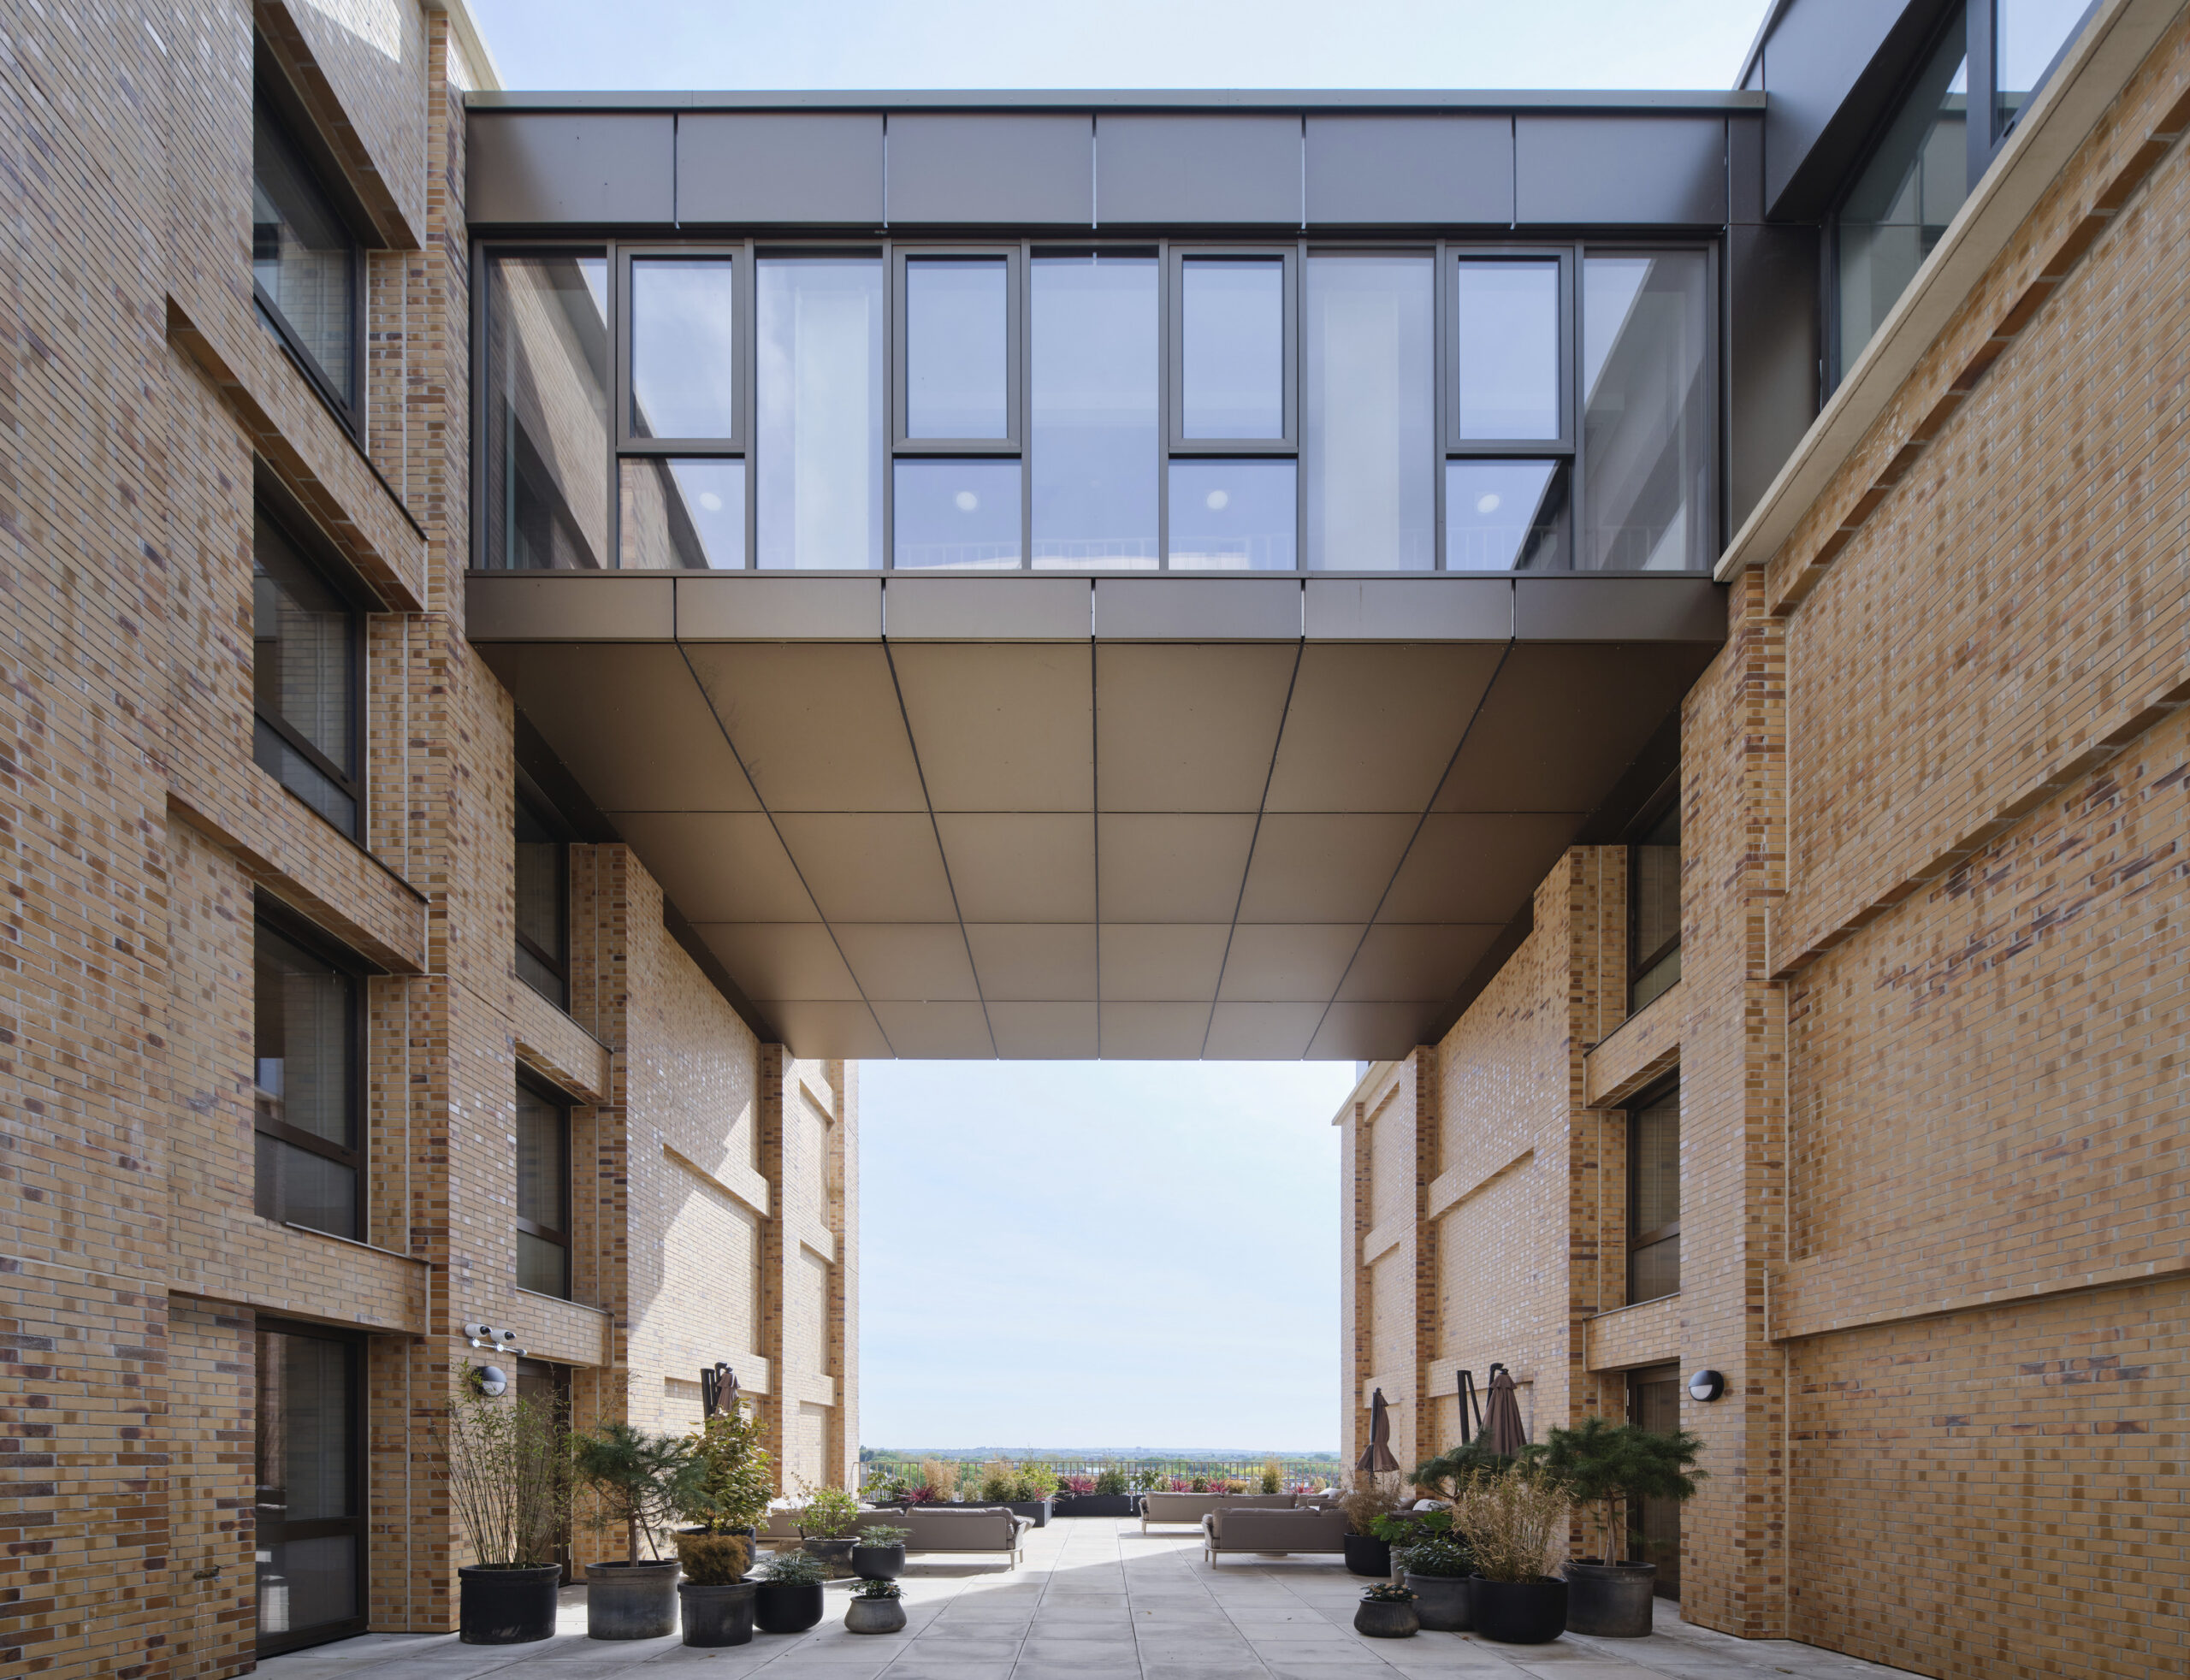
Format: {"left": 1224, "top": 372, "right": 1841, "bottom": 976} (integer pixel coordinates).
{"left": 253, "top": 719, "right": 356, "bottom": 836}
{"left": 513, "top": 798, "right": 565, "bottom": 1003}
{"left": 619, "top": 458, "right": 745, "bottom": 569}
{"left": 1630, "top": 1233, "right": 1681, "bottom": 1304}
{"left": 516, "top": 1085, "right": 567, "bottom": 1235}
{"left": 908, "top": 257, "right": 1009, "bottom": 439}
{"left": 630, "top": 257, "right": 736, "bottom": 439}
{"left": 253, "top": 511, "right": 356, "bottom": 831}
{"left": 1182, "top": 258, "right": 1284, "bottom": 439}
{"left": 757, "top": 256, "right": 885, "bottom": 569}
{"left": 892, "top": 459, "right": 1021, "bottom": 569}
{"left": 256, "top": 1329, "right": 358, "bottom": 1639}
{"left": 1632, "top": 797, "right": 1681, "bottom": 993}
{"left": 1836, "top": 18, "right": 1969, "bottom": 379}
{"left": 1581, "top": 252, "right": 1711, "bottom": 571}
{"left": 518, "top": 1230, "right": 571, "bottom": 1298}
{"left": 1168, "top": 460, "right": 1296, "bottom": 570}
{"left": 1305, "top": 254, "right": 1434, "bottom": 571}
{"left": 484, "top": 253, "right": 610, "bottom": 570}
{"left": 1631, "top": 1091, "right": 1680, "bottom": 1237}
{"left": 252, "top": 102, "right": 355, "bottom": 405}
{"left": 1444, "top": 460, "right": 1569, "bottom": 571}
{"left": 1455, "top": 260, "right": 1560, "bottom": 440}
{"left": 1032, "top": 253, "right": 1158, "bottom": 569}
{"left": 255, "top": 926, "right": 355, "bottom": 1151}
{"left": 254, "top": 1133, "right": 358, "bottom": 1239}
{"left": 1997, "top": 0, "right": 2091, "bottom": 131}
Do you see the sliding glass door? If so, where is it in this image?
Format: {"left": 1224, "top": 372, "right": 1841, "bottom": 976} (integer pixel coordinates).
{"left": 256, "top": 1322, "right": 365, "bottom": 1656}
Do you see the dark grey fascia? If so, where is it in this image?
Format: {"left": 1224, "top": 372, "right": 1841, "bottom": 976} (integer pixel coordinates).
{"left": 465, "top": 88, "right": 1767, "bottom": 113}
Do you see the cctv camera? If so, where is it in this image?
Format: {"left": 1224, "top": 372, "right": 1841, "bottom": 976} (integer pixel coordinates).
{"left": 465, "top": 1322, "right": 492, "bottom": 1341}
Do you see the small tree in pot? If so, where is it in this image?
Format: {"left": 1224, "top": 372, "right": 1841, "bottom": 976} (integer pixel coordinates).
{"left": 1542, "top": 1417, "right": 1704, "bottom": 1637}
{"left": 1337, "top": 1470, "right": 1409, "bottom": 1576}
{"left": 440, "top": 1374, "right": 570, "bottom": 1645}
{"left": 852, "top": 1522, "right": 909, "bottom": 1581}
{"left": 569, "top": 1423, "right": 708, "bottom": 1639}
{"left": 795, "top": 1479, "right": 864, "bottom": 1570}
{"left": 1453, "top": 1464, "right": 1571, "bottom": 1645}
{"left": 753, "top": 1549, "right": 827, "bottom": 1634}
{"left": 682, "top": 1405, "right": 775, "bottom": 1537}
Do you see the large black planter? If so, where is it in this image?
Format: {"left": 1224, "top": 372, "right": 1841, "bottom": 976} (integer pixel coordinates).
{"left": 1470, "top": 1576, "right": 1568, "bottom": 1644}
{"left": 851, "top": 1541, "right": 905, "bottom": 1580}
{"left": 1566, "top": 1561, "right": 1656, "bottom": 1636}
{"left": 678, "top": 1580, "right": 755, "bottom": 1647}
{"left": 1001, "top": 1498, "right": 1055, "bottom": 1527}
{"left": 754, "top": 1580, "right": 826, "bottom": 1635}
{"left": 459, "top": 1563, "right": 560, "bottom": 1644}
{"left": 1343, "top": 1533, "right": 1393, "bottom": 1577}
{"left": 584, "top": 1560, "right": 680, "bottom": 1640}
{"left": 1403, "top": 1571, "right": 1471, "bottom": 1632}
{"left": 802, "top": 1536, "right": 856, "bottom": 1571}
{"left": 1052, "top": 1494, "right": 1139, "bottom": 1518}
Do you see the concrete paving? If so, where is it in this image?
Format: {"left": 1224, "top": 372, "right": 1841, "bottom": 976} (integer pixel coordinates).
{"left": 257, "top": 1517, "right": 1914, "bottom": 1680}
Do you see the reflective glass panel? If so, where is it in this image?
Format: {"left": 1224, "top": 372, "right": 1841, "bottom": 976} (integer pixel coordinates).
{"left": 1181, "top": 258, "right": 1284, "bottom": 439}
{"left": 1997, "top": 0, "right": 2091, "bottom": 132}
{"left": 630, "top": 257, "right": 736, "bottom": 438}
{"left": 256, "top": 1329, "right": 358, "bottom": 1642}
{"left": 1836, "top": 16, "right": 1968, "bottom": 379}
{"left": 513, "top": 796, "right": 565, "bottom": 1006}
{"left": 893, "top": 459, "right": 1022, "bottom": 569}
{"left": 252, "top": 100, "right": 355, "bottom": 407}
{"left": 484, "top": 252, "right": 610, "bottom": 569}
{"left": 1305, "top": 254, "right": 1434, "bottom": 571}
{"left": 1628, "top": 1088, "right": 1680, "bottom": 1302}
{"left": 1454, "top": 260, "right": 1561, "bottom": 439}
{"left": 1632, "top": 798, "right": 1682, "bottom": 1010}
{"left": 254, "top": 925, "right": 356, "bottom": 1238}
{"left": 1168, "top": 460, "right": 1296, "bottom": 570}
{"left": 619, "top": 458, "right": 745, "bottom": 569}
{"left": 757, "top": 257, "right": 885, "bottom": 569}
{"left": 517, "top": 1085, "right": 570, "bottom": 1298}
{"left": 907, "top": 257, "right": 1009, "bottom": 438}
{"left": 1032, "top": 252, "right": 1158, "bottom": 569}
{"left": 1581, "top": 252, "right": 1711, "bottom": 571}
{"left": 253, "top": 509, "right": 357, "bottom": 835}
{"left": 1444, "top": 460, "right": 1569, "bottom": 571}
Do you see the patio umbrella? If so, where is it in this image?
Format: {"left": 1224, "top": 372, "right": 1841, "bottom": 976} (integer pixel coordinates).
{"left": 1356, "top": 1387, "right": 1401, "bottom": 1474}
{"left": 1484, "top": 1365, "right": 1529, "bottom": 1458}
{"left": 701, "top": 1362, "right": 738, "bottom": 1420}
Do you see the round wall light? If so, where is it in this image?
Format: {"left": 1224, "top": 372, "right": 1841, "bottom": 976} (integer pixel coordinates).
{"left": 1687, "top": 1369, "right": 1725, "bottom": 1403}
{"left": 473, "top": 1364, "right": 510, "bottom": 1399}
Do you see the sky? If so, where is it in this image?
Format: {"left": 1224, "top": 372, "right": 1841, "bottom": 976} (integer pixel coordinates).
{"left": 461, "top": 0, "right": 1769, "bottom": 1453}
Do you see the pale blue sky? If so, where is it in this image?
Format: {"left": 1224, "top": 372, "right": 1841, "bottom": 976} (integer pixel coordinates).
{"left": 465, "top": 0, "right": 1767, "bottom": 1451}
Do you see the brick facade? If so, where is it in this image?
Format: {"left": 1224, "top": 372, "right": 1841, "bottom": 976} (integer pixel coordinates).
{"left": 0, "top": 6, "right": 853, "bottom": 1676}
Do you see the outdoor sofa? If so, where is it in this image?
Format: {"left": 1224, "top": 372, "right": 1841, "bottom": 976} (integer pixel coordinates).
{"left": 1201, "top": 1504, "right": 1352, "bottom": 1563}
{"left": 1139, "top": 1491, "right": 1298, "bottom": 1531}
{"left": 893, "top": 1504, "right": 1033, "bottom": 1567}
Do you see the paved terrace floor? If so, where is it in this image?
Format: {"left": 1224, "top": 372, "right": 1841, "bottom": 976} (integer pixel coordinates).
{"left": 261, "top": 1517, "right": 1911, "bottom": 1680}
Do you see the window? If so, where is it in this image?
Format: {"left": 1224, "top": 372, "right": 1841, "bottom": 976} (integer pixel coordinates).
{"left": 903, "top": 257, "right": 1010, "bottom": 440}
{"left": 1835, "top": 12, "right": 1970, "bottom": 382}
{"left": 1304, "top": 253, "right": 1435, "bottom": 571}
{"left": 1581, "top": 252, "right": 1713, "bottom": 571}
{"left": 619, "top": 458, "right": 744, "bottom": 569}
{"left": 1169, "top": 459, "right": 1297, "bottom": 571}
{"left": 1031, "top": 251, "right": 1158, "bottom": 569}
{"left": 1180, "top": 257, "right": 1289, "bottom": 441}
{"left": 483, "top": 251, "right": 610, "bottom": 569}
{"left": 629, "top": 257, "right": 737, "bottom": 440}
{"left": 757, "top": 254, "right": 885, "bottom": 569}
{"left": 893, "top": 458, "right": 1021, "bottom": 569}
{"left": 253, "top": 504, "right": 362, "bottom": 837}
{"left": 1447, "top": 459, "right": 1570, "bottom": 571}
{"left": 1627, "top": 1082, "right": 1680, "bottom": 1304}
{"left": 1992, "top": 0, "right": 2096, "bottom": 140}
{"left": 513, "top": 793, "right": 569, "bottom": 1009}
{"left": 252, "top": 89, "right": 359, "bottom": 423}
{"left": 516, "top": 1080, "right": 572, "bottom": 1298}
{"left": 253, "top": 920, "right": 360, "bottom": 1239}
{"left": 1631, "top": 791, "right": 1681, "bottom": 1011}
{"left": 1625, "top": 1364, "right": 1683, "bottom": 1594}
{"left": 1453, "top": 260, "right": 1562, "bottom": 441}
{"left": 255, "top": 1322, "right": 364, "bottom": 1656}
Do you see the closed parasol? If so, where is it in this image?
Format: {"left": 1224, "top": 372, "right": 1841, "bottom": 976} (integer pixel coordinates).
{"left": 1484, "top": 1364, "right": 1529, "bottom": 1458}
{"left": 1356, "top": 1386, "right": 1401, "bottom": 1474}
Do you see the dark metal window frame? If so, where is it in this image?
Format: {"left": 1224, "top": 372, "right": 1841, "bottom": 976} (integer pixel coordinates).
{"left": 1626, "top": 773, "right": 1682, "bottom": 1010}
{"left": 252, "top": 70, "right": 366, "bottom": 438}
{"left": 1971, "top": 0, "right": 2102, "bottom": 167}
{"left": 513, "top": 783, "right": 572, "bottom": 1006}
{"left": 255, "top": 1316, "right": 369, "bottom": 1658}
{"left": 1625, "top": 1070, "right": 1682, "bottom": 1304}
{"left": 252, "top": 896, "right": 369, "bottom": 1239}
{"left": 473, "top": 233, "right": 1718, "bottom": 577}
{"left": 515, "top": 1072, "right": 574, "bottom": 1298}
{"left": 253, "top": 487, "right": 370, "bottom": 839}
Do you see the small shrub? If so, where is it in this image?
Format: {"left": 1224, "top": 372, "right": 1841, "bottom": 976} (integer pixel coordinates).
{"left": 1452, "top": 1464, "right": 1568, "bottom": 1584}
{"left": 1010, "top": 1463, "right": 1057, "bottom": 1501}
{"left": 676, "top": 1532, "right": 750, "bottom": 1584}
{"left": 856, "top": 1523, "right": 910, "bottom": 1547}
{"left": 1395, "top": 1533, "right": 1474, "bottom": 1579}
{"left": 1092, "top": 1465, "right": 1128, "bottom": 1497}
{"left": 917, "top": 1458, "right": 958, "bottom": 1501}
{"left": 758, "top": 1550, "right": 826, "bottom": 1585}
{"left": 853, "top": 1578, "right": 903, "bottom": 1599}
{"left": 794, "top": 1479, "right": 862, "bottom": 1538}
{"left": 1361, "top": 1582, "right": 1417, "bottom": 1603}
{"left": 1258, "top": 1456, "right": 1283, "bottom": 1494}
{"left": 1060, "top": 1474, "right": 1095, "bottom": 1496}
{"left": 1337, "top": 1470, "right": 1409, "bottom": 1538}
{"left": 977, "top": 1458, "right": 1015, "bottom": 1502}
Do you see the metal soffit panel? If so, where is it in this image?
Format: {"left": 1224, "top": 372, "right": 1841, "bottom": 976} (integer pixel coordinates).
{"left": 476, "top": 576, "right": 1720, "bottom": 1059}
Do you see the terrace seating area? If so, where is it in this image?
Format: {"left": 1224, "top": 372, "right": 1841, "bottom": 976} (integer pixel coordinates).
{"left": 257, "top": 1516, "right": 1918, "bottom": 1680}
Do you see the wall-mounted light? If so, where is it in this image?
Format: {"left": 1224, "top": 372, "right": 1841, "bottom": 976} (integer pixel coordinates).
{"left": 472, "top": 1364, "right": 510, "bottom": 1399}
{"left": 1687, "top": 1369, "right": 1725, "bottom": 1403}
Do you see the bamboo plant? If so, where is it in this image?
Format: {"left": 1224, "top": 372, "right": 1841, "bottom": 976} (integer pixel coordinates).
{"left": 438, "top": 1369, "right": 570, "bottom": 1570}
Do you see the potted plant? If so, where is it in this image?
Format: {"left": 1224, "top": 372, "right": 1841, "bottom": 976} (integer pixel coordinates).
{"left": 440, "top": 1375, "right": 569, "bottom": 1645}
{"left": 1258, "top": 1456, "right": 1285, "bottom": 1495}
{"left": 673, "top": 1533, "right": 755, "bottom": 1647}
{"left": 1543, "top": 1417, "right": 1704, "bottom": 1637}
{"left": 851, "top": 1522, "right": 909, "bottom": 1580}
{"left": 753, "top": 1549, "right": 827, "bottom": 1634}
{"left": 844, "top": 1577, "right": 906, "bottom": 1635}
{"left": 1353, "top": 1581, "right": 1418, "bottom": 1638}
{"left": 794, "top": 1480, "right": 863, "bottom": 1570}
{"left": 1394, "top": 1523, "right": 1475, "bottom": 1632}
{"left": 1006, "top": 1461, "right": 1058, "bottom": 1526}
{"left": 1337, "top": 1471, "right": 1408, "bottom": 1577}
{"left": 682, "top": 1405, "right": 774, "bottom": 1539}
{"left": 1453, "top": 1464, "right": 1570, "bottom": 1645}
{"left": 568, "top": 1422, "right": 707, "bottom": 1640}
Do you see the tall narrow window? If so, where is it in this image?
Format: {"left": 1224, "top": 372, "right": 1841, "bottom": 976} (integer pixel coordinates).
{"left": 1304, "top": 253, "right": 1434, "bottom": 571}
{"left": 757, "top": 255, "right": 885, "bottom": 569}
{"left": 1581, "top": 251, "right": 1711, "bottom": 571}
{"left": 1032, "top": 251, "right": 1158, "bottom": 568}
{"left": 252, "top": 88, "right": 358, "bottom": 419}
{"left": 629, "top": 257, "right": 737, "bottom": 440}
{"left": 513, "top": 794, "right": 569, "bottom": 1009}
{"left": 1453, "top": 260, "right": 1561, "bottom": 441}
{"left": 483, "top": 251, "right": 610, "bottom": 569}
{"left": 254, "top": 506, "right": 362, "bottom": 837}
{"left": 1181, "top": 257, "right": 1286, "bottom": 439}
{"left": 256, "top": 1323, "right": 364, "bottom": 1656}
{"left": 1631, "top": 794, "right": 1681, "bottom": 1011}
{"left": 1994, "top": 1, "right": 2092, "bottom": 141}
{"left": 1627, "top": 1083, "right": 1680, "bottom": 1304}
{"left": 516, "top": 1081, "right": 572, "bottom": 1299}
{"left": 905, "top": 257, "right": 1009, "bottom": 440}
{"left": 254, "top": 921, "right": 359, "bottom": 1239}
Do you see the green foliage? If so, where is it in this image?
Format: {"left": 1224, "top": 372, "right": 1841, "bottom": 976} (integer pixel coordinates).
{"left": 676, "top": 1532, "right": 750, "bottom": 1584}
{"left": 1370, "top": 1507, "right": 1453, "bottom": 1546}
{"left": 795, "top": 1480, "right": 863, "bottom": 1538}
{"left": 1011, "top": 1462, "right": 1058, "bottom": 1500}
{"left": 437, "top": 1371, "right": 570, "bottom": 1569}
{"left": 1337, "top": 1470, "right": 1409, "bottom": 1537}
{"left": 1452, "top": 1462, "right": 1569, "bottom": 1583}
{"left": 1410, "top": 1439, "right": 1519, "bottom": 1500}
{"left": 1361, "top": 1581, "right": 1417, "bottom": 1602}
{"left": 856, "top": 1523, "right": 910, "bottom": 1547}
{"left": 758, "top": 1550, "right": 826, "bottom": 1585}
{"left": 1396, "top": 1533, "right": 1475, "bottom": 1578}
{"left": 1541, "top": 1417, "right": 1705, "bottom": 1566}
{"left": 683, "top": 1406, "right": 775, "bottom": 1535}
{"left": 1258, "top": 1455, "right": 1284, "bottom": 1494}
{"left": 1092, "top": 1464, "right": 1129, "bottom": 1496}
{"left": 569, "top": 1423, "right": 708, "bottom": 1564}
{"left": 853, "top": 1577, "right": 903, "bottom": 1600}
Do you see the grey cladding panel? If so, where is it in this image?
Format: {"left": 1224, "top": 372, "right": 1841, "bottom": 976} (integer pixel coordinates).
{"left": 1093, "top": 578, "right": 1301, "bottom": 640}
{"left": 886, "top": 114, "right": 1093, "bottom": 224}
{"left": 468, "top": 113, "right": 674, "bottom": 225}
{"left": 1513, "top": 578, "right": 1725, "bottom": 642}
{"left": 1305, "top": 115, "right": 1513, "bottom": 226}
{"left": 1097, "top": 115, "right": 1301, "bottom": 225}
{"left": 1302, "top": 577, "right": 1511, "bottom": 640}
{"left": 1728, "top": 222, "right": 1820, "bottom": 529}
{"left": 677, "top": 113, "right": 885, "bottom": 224}
{"left": 1760, "top": 0, "right": 1922, "bottom": 211}
{"left": 1514, "top": 116, "right": 1726, "bottom": 225}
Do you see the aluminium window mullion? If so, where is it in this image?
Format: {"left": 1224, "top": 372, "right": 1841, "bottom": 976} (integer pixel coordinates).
{"left": 255, "top": 705, "right": 361, "bottom": 808}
